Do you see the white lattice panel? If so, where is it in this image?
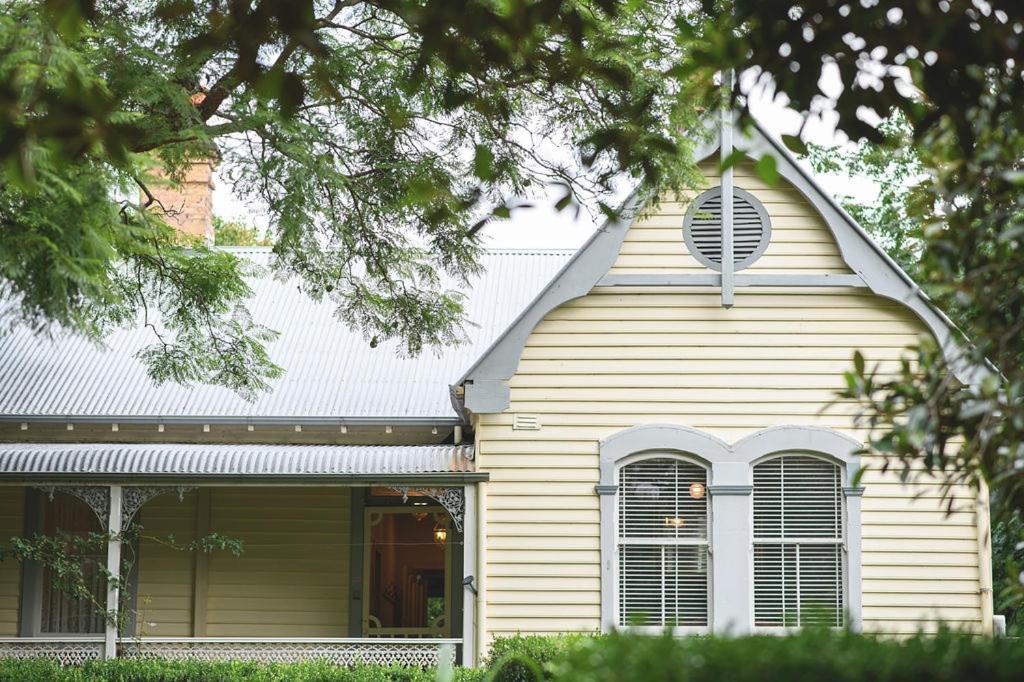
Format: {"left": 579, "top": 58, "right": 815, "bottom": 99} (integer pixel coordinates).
{"left": 0, "top": 639, "right": 104, "bottom": 666}
{"left": 120, "top": 638, "right": 459, "bottom": 667}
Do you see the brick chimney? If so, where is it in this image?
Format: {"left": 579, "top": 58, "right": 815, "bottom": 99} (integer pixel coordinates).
{"left": 145, "top": 90, "right": 216, "bottom": 243}
{"left": 146, "top": 159, "right": 216, "bottom": 244}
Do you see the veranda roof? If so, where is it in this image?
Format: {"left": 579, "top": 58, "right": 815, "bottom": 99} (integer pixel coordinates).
{"left": 0, "top": 443, "right": 481, "bottom": 483}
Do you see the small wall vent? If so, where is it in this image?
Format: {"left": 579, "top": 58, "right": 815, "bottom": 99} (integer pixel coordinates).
{"left": 682, "top": 186, "right": 772, "bottom": 272}
{"left": 512, "top": 414, "right": 541, "bottom": 431}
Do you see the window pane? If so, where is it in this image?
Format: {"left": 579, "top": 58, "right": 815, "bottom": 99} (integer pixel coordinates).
{"left": 753, "top": 455, "right": 845, "bottom": 628}
{"left": 41, "top": 494, "right": 105, "bottom": 634}
{"left": 753, "top": 543, "right": 798, "bottom": 626}
{"left": 619, "top": 459, "right": 708, "bottom": 540}
{"left": 798, "top": 544, "right": 844, "bottom": 626}
{"left": 619, "top": 544, "right": 708, "bottom": 627}
{"left": 753, "top": 456, "right": 842, "bottom": 539}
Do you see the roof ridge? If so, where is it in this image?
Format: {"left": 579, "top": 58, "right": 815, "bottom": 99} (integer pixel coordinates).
{"left": 482, "top": 247, "right": 578, "bottom": 255}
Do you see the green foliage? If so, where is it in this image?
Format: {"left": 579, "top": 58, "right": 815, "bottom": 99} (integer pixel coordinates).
{"left": 213, "top": 216, "right": 269, "bottom": 247}
{"left": 0, "top": 524, "right": 243, "bottom": 631}
{"left": 0, "top": 0, "right": 710, "bottom": 394}
{"left": 0, "top": 5, "right": 286, "bottom": 397}
{"left": 482, "top": 634, "right": 590, "bottom": 682}
{"left": 548, "top": 629, "right": 1024, "bottom": 682}
{"left": 5, "top": 632, "right": 1024, "bottom": 681}
{"left": 812, "top": 114, "right": 1024, "bottom": 622}
{"left": 807, "top": 116, "right": 926, "bottom": 274}
{"left": 992, "top": 509, "right": 1024, "bottom": 634}
{"left": 0, "top": 657, "right": 486, "bottom": 681}
{"left": 0, "top": 530, "right": 116, "bottom": 623}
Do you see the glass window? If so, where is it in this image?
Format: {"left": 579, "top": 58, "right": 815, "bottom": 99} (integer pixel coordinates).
{"left": 40, "top": 493, "right": 106, "bottom": 634}
{"left": 753, "top": 455, "right": 844, "bottom": 627}
{"left": 617, "top": 458, "right": 709, "bottom": 628}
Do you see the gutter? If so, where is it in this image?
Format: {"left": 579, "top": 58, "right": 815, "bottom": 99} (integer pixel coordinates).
{"left": 0, "top": 472, "right": 490, "bottom": 485}
{"left": 0, "top": 415, "right": 465, "bottom": 427}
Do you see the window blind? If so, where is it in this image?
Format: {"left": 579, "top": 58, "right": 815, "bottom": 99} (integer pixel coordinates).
{"left": 617, "top": 458, "right": 709, "bottom": 627}
{"left": 753, "top": 455, "right": 844, "bottom": 627}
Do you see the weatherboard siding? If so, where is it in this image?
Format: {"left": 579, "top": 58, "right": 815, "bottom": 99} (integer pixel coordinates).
{"left": 478, "top": 290, "right": 984, "bottom": 639}
{"left": 476, "top": 165, "right": 985, "bottom": 643}
{"left": 204, "top": 487, "right": 350, "bottom": 637}
{"left": 0, "top": 487, "right": 23, "bottom": 635}
{"left": 135, "top": 491, "right": 198, "bottom": 636}
{"left": 135, "top": 487, "right": 351, "bottom": 637}
{"left": 609, "top": 161, "right": 853, "bottom": 276}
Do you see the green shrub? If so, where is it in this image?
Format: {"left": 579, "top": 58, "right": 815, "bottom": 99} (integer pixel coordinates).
{"left": 482, "top": 634, "right": 593, "bottom": 682}
{"left": 0, "top": 658, "right": 486, "bottom": 682}
{"left": 548, "top": 628, "right": 1024, "bottom": 682}
{"left": 4, "top": 631, "right": 1024, "bottom": 682}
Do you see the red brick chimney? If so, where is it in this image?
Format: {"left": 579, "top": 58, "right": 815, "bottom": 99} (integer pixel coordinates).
{"left": 146, "top": 159, "right": 216, "bottom": 244}
{"left": 145, "top": 90, "right": 217, "bottom": 243}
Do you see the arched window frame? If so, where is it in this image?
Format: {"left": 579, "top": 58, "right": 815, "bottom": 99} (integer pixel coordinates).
{"left": 598, "top": 424, "right": 864, "bottom": 635}
{"left": 612, "top": 452, "right": 712, "bottom": 633}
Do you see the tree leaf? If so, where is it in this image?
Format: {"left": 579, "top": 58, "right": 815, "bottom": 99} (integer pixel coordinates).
{"left": 754, "top": 154, "right": 778, "bottom": 185}
{"left": 782, "top": 134, "right": 808, "bottom": 156}
{"left": 473, "top": 144, "right": 495, "bottom": 182}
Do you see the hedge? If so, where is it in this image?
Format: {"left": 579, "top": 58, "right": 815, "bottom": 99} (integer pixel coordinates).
{"left": 482, "top": 633, "right": 591, "bottom": 682}
{"left": 548, "top": 629, "right": 1024, "bottom": 682}
{"left": 0, "top": 658, "right": 486, "bottom": 682}
{"left": 2, "top": 630, "right": 1023, "bottom": 682}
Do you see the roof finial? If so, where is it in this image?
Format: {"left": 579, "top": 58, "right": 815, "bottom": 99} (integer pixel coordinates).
{"left": 720, "top": 69, "right": 736, "bottom": 308}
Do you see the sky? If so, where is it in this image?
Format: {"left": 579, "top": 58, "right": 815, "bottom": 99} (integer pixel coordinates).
{"left": 211, "top": 72, "right": 878, "bottom": 252}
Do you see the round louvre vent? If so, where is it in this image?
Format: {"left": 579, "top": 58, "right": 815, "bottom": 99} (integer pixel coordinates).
{"left": 682, "top": 186, "right": 771, "bottom": 272}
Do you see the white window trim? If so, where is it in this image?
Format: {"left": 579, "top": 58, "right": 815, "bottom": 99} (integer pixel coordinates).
{"left": 598, "top": 424, "right": 864, "bottom": 636}
{"left": 613, "top": 452, "right": 712, "bottom": 632}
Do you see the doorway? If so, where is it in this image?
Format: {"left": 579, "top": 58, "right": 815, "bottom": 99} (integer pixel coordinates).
{"left": 362, "top": 507, "right": 451, "bottom": 637}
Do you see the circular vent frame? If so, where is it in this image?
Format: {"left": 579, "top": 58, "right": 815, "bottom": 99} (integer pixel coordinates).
{"left": 682, "top": 186, "right": 772, "bottom": 272}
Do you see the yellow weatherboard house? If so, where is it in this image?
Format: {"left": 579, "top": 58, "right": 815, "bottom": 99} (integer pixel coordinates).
{"left": 0, "top": 118, "right": 994, "bottom": 667}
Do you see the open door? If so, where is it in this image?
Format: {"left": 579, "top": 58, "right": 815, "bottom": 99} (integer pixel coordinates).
{"left": 362, "top": 507, "right": 451, "bottom": 637}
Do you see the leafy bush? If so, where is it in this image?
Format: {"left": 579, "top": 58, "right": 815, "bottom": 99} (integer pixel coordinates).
{"left": 3, "top": 630, "right": 1024, "bottom": 682}
{"left": 483, "top": 634, "right": 593, "bottom": 682}
{"left": 0, "top": 658, "right": 486, "bottom": 682}
{"left": 548, "top": 628, "right": 1024, "bottom": 682}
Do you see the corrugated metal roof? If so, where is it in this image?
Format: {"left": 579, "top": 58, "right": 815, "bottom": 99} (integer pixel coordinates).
{"left": 0, "top": 443, "right": 477, "bottom": 479}
{"left": 0, "top": 248, "right": 573, "bottom": 421}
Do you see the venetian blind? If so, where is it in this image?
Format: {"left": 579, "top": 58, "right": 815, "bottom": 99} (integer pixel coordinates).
{"left": 617, "top": 458, "right": 709, "bottom": 628}
{"left": 753, "top": 455, "right": 844, "bottom": 627}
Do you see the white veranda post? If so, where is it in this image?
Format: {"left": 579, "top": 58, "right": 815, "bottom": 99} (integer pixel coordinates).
{"left": 104, "top": 485, "right": 122, "bottom": 659}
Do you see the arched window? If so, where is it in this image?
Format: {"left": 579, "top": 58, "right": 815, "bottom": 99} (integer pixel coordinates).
{"left": 752, "top": 455, "right": 844, "bottom": 628}
{"left": 617, "top": 457, "right": 709, "bottom": 628}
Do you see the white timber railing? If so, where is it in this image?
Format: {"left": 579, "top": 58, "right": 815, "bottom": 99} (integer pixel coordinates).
{"left": 119, "top": 637, "right": 460, "bottom": 667}
{"left": 0, "top": 636, "right": 460, "bottom": 667}
{"left": 0, "top": 637, "right": 105, "bottom": 665}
